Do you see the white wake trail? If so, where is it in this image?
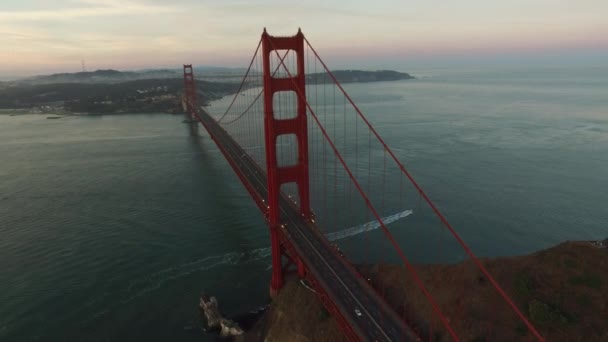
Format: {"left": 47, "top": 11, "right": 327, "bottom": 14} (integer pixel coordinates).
{"left": 136, "top": 209, "right": 414, "bottom": 287}
{"left": 325, "top": 209, "right": 414, "bottom": 241}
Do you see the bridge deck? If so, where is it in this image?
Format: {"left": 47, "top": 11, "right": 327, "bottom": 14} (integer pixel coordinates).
{"left": 195, "top": 109, "right": 419, "bottom": 341}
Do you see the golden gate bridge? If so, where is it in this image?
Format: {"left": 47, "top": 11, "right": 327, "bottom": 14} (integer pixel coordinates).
{"left": 182, "top": 28, "right": 544, "bottom": 341}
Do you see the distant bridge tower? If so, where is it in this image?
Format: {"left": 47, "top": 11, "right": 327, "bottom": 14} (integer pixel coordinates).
{"left": 183, "top": 64, "right": 197, "bottom": 119}
{"left": 261, "top": 28, "right": 311, "bottom": 296}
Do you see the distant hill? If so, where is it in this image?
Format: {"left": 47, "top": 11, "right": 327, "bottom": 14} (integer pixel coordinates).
{"left": 14, "top": 69, "right": 180, "bottom": 86}
{"left": 309, "top": 70, "right": 414, "bottom": 83}
{"left": 135, "top": 66, "right": 246, "bottom": 73}
{"left": 0, "top": 78, "right": 180, "bottom": 107}
{"left": 12, "top": 67, "right": 248, "bottom": 86}
{"left": 0, "top": 78, "right": 240, "bottom": 114}
{"left": 191, "top": 66, "right": 247, "bottom": 74}
{"left": 0, "top": 68, "right": 415, "bottom": 114}
{"left": 10, "top": 68, "right": 413, "bottom": 87}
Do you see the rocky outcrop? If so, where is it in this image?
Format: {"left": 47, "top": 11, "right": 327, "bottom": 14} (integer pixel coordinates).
{"left": 199, "top": 294, "right": 244, "bottom": 337}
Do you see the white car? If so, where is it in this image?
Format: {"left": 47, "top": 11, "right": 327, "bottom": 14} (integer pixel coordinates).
{"left": 354, "top": 309, "right": 362, "bottom": 317}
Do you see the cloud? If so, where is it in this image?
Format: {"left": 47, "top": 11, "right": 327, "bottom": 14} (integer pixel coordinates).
{"left": 1, "top": 0, "right": 607, "bottom": 76}
{"left": 0, "top": 0, "right": 179, "bottom": 21}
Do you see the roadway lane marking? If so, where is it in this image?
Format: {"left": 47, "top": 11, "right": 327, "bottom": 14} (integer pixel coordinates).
{"left": 198, "top": 111, "right": 403, "bottom": 341}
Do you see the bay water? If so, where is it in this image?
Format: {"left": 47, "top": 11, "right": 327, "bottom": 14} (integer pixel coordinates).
{"left": 1, "top": 66, "right": 607, "bottom": 341}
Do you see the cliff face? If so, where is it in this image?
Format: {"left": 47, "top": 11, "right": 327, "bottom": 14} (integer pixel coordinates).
{"left": 245, "top": 280, "right": 346, "bottom": 342}
{"left": 249, "top": 241, "right": 607, "bottom": 341}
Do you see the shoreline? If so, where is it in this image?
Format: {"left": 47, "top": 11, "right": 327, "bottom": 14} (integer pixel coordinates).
{"left": 1, "top": 71, "right": 415, "bottom": 118}
{"left": 243, "top": 239, "right": 607, "bottom": 341}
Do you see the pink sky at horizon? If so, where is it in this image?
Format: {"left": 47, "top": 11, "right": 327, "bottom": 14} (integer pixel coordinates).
{"left": 1, "top": 0, "right": 607, "bottom": 77}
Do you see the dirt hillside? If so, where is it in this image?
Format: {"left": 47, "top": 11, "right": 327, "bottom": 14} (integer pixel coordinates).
{"left": 246, "top": 240, "right": 607, "bottom": 341}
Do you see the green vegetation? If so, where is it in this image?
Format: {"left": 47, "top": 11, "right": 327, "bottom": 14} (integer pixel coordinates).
{"left": 1, "top": 69, "right": 414, "bottom": 114}
{"left": 569, "top": 274, "right": 602, "bottom": 289}
{"left": 318, "top": 307, "right": 329, "bottom": 320}
{"left": 576, "top": 294, "right": 592, "bottom": 307}
{"left": 528, "top": 299, "right": 570, "bottom": 325}
{"left": 515, "top": 323, "right": 528, "bottom": 337}
{"left": 0, "top": 78, "right": 239, "bottom": 114}
{"left": 513, "top": 271, "right": 534, "bottom": 297}
{"left": 564, "top": 258, "right": 577, "bottom": 268}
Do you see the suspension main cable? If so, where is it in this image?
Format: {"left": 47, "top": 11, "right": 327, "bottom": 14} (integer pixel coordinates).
{"left": 216, "top": 38, "right": 262, "bottom": 123}
{"left": 219, "top": 49, "right": 291, "bottom": 126}
{"left": 303, "top": 37, "right": 544, "bottom": 342}
{"left": 266, "top": 36, "right": 460, "bottom": 341}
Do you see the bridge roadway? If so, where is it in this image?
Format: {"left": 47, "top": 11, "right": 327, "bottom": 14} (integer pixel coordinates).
{"left": 194, "top": 109, "right": 419, "bottom": 341}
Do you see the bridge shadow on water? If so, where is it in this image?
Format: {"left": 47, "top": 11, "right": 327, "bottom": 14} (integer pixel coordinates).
{"left": 183, "top": 118, "right": 271, "bottom": 256}
{"left": 182, "top": 119, "right": 273, "bottom": 338}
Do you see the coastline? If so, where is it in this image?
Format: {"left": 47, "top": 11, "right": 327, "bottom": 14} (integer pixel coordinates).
{"left": 243, "top": 239, "right": 607, "bottom": 341}
{"left": 0, "top": 70, "right": 415, "bottom": 117}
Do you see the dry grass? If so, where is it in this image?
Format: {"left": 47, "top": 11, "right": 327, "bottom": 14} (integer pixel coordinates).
{"left": 244, "top": 278, "right": 347, "bottom": 342}
{"left": 359, "top": 241, "right": 608, "bottom": 341}
{"left": 248, "top": 241, "right": 607, "bottom": 341}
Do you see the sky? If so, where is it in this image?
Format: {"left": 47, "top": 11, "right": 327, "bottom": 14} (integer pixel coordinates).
{"left": 1, "top": 0, "right": 607, "bottom": 77}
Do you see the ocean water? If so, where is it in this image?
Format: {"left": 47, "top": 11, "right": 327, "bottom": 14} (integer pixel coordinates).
{"left": 1, "top": 66, "right": 607, "bottom": 341}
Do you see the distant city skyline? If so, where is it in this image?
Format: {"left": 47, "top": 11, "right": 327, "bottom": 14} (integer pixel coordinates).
{"left": 1, "top": 0, "right": 607, "bottom": 78}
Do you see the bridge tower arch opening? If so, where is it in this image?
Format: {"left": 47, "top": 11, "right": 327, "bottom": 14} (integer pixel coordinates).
{"left": 261, "top": 29, "right": 310, "bottom": 296}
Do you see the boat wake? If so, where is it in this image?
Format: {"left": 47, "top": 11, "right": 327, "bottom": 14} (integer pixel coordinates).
{"left": 103, "top": 209, "right": 414, "bottom": 312}
{"left": 187, "top": 209, "right": 415, "bottom": 272}
{"left": 326, "top": 209, "right": 414, "bottom": 241}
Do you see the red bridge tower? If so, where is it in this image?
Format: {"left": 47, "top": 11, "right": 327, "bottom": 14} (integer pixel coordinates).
{"left": 262, "top": 29, "right": 311, "bottom": 296}
{"left": 183, "top": 64, "right": 197, "bottom": 119}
